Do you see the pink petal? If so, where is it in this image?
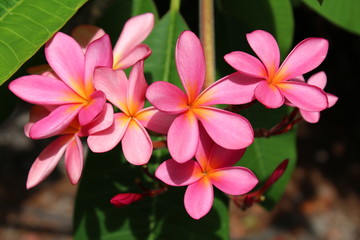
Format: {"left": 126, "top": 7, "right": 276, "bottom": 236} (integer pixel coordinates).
{"left": 255, "top": 81, "right": 284, "bottom": 108}
{"left": 136, "top": 107, "right": 176, "bottom": 134}
{"left": 210, "top": 167, "right": 258, "bottom": 195}
{"left": 290, "top": 75, "right": 306, "bottom": 82}
{"left": 65, "top": 135, "right": 84, "bottom": 184}
{"left": 26, "top": 135, "right": 73, "bottom": 189}
{"left": 71, "top": 24, "right": 106, "bottom": 51}
{"left": 276, "top": 37, "right": 329, "bottom": 81}
{"left": 195, "top": 124, "right": 214, "bottom": 168}
{"left": 24, "top": 105, "right": 50, "bottom": 138}
{"left": 176, "top": 31, "right": 205, "bottom": 102}
{"left": 93, "top": 67, "right": 129, "bottom": 114}
{"left": 45, "top": 32, "right": 86, "bottom": 98}
{"left": 195, "top": 107, "right": 253, "bottom": 150}
{"left": 224, "top": 51, "right": 267, "bottom": 78}
{"left": 83, "top": 34, "right": 113, "bottom": 95}
{"left": 9, "top": 75, "right": 84, "bottom": 105}
{"left": 278, "top": 81, "right": 328, "bottom": 111}
{"left": 184, "top": 177, "right": 214, "bottom": 219}
{"left": 87, "top": 113, "right": 130, "bottom": 152}
{"left": 122, "top": 119, "right": 152, "bottom": 165}
{"left": 84, "top": 103, "right": 114, "bottom": 135}
{"left": 127, "top": 61, "right": 147, "bottom": 114}
{"left": 246, "top": 30, "right": 280, "bottom": 78}
{"left": 307, "top": 71, "right": 327, "bottom": 89}
{"left": 195, "top": 72, "right": 260, "bottom": 106}
{"left": 167, "top": 111, "right": 199, "bottom": 163}
{"left": 113, "top": 44, "right": 151, "bottom": 70}
{"left": 327, "top": 93, "right": 338, "bottom": 108}
{"left": 207, "top": 145, "right": 246, "bottom": 170}
{"left": 146, "top": 81, "right": 188, "bottom": 113}
{"left": 155, "top": 159, "right": 203, "bottom": 186}
{"left": 299, "top": 109, "right": 320, "bottom": 123}
{"left": 78, "top": 90, "right": 106, "bottom": 126}
{"left": 29, "top": 104, "right": 83, "bottom": 139}
{"left": 113, "top": 13, "right": 154, "bottom": 69}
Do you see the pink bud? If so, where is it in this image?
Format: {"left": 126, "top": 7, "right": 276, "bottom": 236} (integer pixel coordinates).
{"left": 110, "top": 193, "right": 144, "bottom": 207}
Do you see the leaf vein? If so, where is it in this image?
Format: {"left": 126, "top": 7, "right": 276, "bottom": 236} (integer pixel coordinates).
{"left": 12, "top": 12, "right": 51, "bottom": 34}
{"left": 0, "top": 0, "right": 24, "bottom": 21}
{"left": 0, "top": 26, "right": 35, "bottom": 46}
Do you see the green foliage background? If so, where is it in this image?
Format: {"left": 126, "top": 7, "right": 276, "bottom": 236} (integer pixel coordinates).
{"left": 0, "top": 0, "right": 358, "bottom": 239}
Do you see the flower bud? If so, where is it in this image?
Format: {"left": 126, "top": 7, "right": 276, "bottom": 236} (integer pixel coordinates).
{"left": 110, "top": 193, "right": 144, "bottom": 207}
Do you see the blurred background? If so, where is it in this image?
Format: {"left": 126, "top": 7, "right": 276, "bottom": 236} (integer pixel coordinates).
{"left": 0, "top": 0, "right": 359, "bottom": 239}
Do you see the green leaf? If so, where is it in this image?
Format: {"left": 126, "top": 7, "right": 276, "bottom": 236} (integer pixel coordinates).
{"left": 303, "top": 0, "right": 360, "bottom": 35}
{"left": 0, "top": 0, "right": 88, "bottom": 85}
{"left": 143, "top": 10, "right": 188, "bottom": 87}
{"left": 74, "top": 148, "right": 230, "bottom": 240}
{"left": 239, "top": 104, "right": 297, "bottom": 209}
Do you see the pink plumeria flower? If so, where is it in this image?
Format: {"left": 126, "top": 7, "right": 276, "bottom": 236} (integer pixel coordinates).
{"left": 146, "top": 30, "right": 254, "bottom": 163}
{"left": 71, "top": 12, "right": 154, "bottom": 69}
{"left": 224, "top": 30, "right": 329, "bottom": 111}
{"left": 87, "top": 61, "right": 175, "bottom": 165}
{"left": 24, "top": 104, "right": 113, "bottom": 189}
{"left": 290, "top": 72, "right": 338, "bottom": 123}
{"left": 9, "top": 32, "right": 113, "bottom": 139}
{"left": 155, "top": 127, "right": 258, "bottom": 219}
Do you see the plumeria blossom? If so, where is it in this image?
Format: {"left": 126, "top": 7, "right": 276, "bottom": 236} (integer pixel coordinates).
{"left": 146, "top": 30, "right": 254, "bottom": 163}
{"left": 224, "top": 30, "right": 329, "bottom": 111}
{"left": 87, "top": 61, "right": 175, "bottom": 165}
{"left": 24, "top": 104, "right": 113, "bottom": 189}
{"left": 9, "top": 32, "right": 113, "bottom": 139}
{"left": 155, "top": 126, "right": 258, "bottom": 219}
{"left": 289, "top": 72, "right": 338, "bottom": 123}
{"left": 71, "top": 12, "right": 154, "bottom": 70}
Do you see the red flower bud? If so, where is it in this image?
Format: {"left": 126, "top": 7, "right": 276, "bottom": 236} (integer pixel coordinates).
{"left": 110, "top": 193, "right": 144, "bottom": 207}
{"left": 261, "top": 158, "right": 289, "bottom": 193}
{"left": 233, "top": 159, "right": 289, "bottom": 210}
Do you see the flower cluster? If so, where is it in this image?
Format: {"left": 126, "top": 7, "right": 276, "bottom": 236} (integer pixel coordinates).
{"left": 8, "top": 13, "right": 337, "bottom": 219}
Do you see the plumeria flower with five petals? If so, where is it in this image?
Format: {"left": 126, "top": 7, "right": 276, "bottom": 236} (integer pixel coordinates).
{"left": 9, "top": 32, "right": 113, "bottom": 139}
{"left": 224, "top": 30, "right": 329, "bottom": 111}
{"left": 146, "top": 30, "right": 254, "bottom": 163}
{"left": 87, "top": 61, "right": 175, "bottom": 165}
{"left": 24, "top": 103, "right": 113, "bottom": 189}
{"left": 155, "top": 126, "right": 258, "bottom": 219}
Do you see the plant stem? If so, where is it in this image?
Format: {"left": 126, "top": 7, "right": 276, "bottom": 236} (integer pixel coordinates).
{"left": 199, "top": 0, "right": 215, "bottom": 89}
{"left": 170, "top": 0, "right": 181, "bottom": 12}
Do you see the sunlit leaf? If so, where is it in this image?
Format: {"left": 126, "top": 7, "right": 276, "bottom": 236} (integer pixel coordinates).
{"left": 0, "top": 0, "right": 88, "bottom": 85}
